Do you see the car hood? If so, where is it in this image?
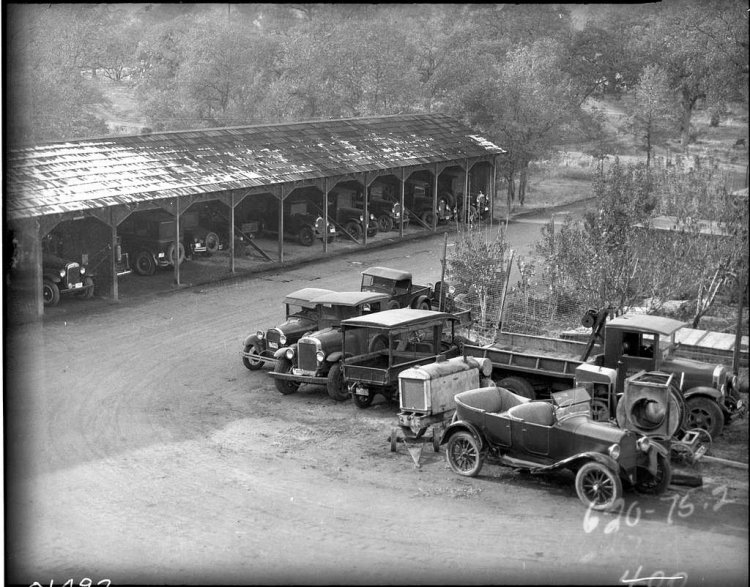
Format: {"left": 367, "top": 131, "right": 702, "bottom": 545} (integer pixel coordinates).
{"left": 660, "top": 356, "right": 717, "bottom": 388}
{"left": 556, "top": 415, "right": 627, "bottom": 444}
{"left": 275, "top": 316, "right": 318, "bottom": 336}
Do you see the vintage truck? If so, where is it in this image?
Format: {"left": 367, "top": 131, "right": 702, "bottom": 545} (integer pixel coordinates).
{"left": 463, "top": 309, "right": 745, "bottom": 438}
{"left": 269, "top": 291, "right": 391, "bottom": 399}
{"left": 119, "top": 211, "right": 186, "bottom": 276}
{"left": 360, "top": 266, "right": 435, "bottom": 310}
{"left": 42, "top": 252, "right": 95, "bottom": 306}
{"left": 241, "top": 287, "right": 334, "bottom": 370}
{"left": 336, "top": 308, "right": 470, "bottom": 408}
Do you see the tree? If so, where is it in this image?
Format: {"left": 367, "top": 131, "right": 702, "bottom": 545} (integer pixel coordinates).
{"left": 626, "top": 65, "right": 678, "bottom": 166}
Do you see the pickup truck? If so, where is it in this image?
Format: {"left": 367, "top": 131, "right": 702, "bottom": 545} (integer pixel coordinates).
{"left": 360, "top": 266, "right": 434, "bottom": 310}
{"left": 463, "top": 309, "right": 745, "bottom": 438}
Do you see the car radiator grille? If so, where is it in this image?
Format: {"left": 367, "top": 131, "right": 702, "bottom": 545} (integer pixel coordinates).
{"left": 400, "top": 378, "right": 427, "bottom": 411}
{"left": 266, "top": 329, "right": 283, "bottom": 348}
{"left": 65, "top": 263, "right": 81, "bottom": 287}
{"left": 298, "top": 341, "right": 319, "bottom": 371}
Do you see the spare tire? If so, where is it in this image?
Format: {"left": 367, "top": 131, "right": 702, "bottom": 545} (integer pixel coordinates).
{"left": 166, "top": 242, "right": 186, "bottom": 266}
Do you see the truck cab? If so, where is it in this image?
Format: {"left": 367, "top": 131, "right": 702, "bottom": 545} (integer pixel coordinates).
{"left": 360, "top": 266, "right": 433, "bottom": 310}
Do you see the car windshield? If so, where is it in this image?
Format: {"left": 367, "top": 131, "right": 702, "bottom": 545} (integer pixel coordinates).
{"left": 552, "top": 387, "right": 592, "bottom": 420}
{"left": 287, "top": 304, "right": 316, "bottom": 320}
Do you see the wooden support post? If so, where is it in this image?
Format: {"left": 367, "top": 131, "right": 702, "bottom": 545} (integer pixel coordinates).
{"left": 363, "top": 172, "right": 369, "bottom": 246}
{"left": 463, "top": 159, "right": 470, "bottom": 224}
{"left": 230, "top": 192, "right": 236, "bottom": 274}
{"left": 324, "top": 178, "right": 330, "bottom": 253}
{"left": 432, "top": 165, "right": 439, "bottom": 232}
{"left": 34, "top": 218, "right": 43, "bottom": 318}
{"left": 110, "top": 208, "right": 119, "bottom": 301}
{"left": 400, "top": 169, "right": 406, "bottom": 238}
{"left": 174, "top": 197, "right": 181, "bottom": 285}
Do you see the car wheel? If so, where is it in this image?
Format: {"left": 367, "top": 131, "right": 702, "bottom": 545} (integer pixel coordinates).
{"left": 387, "top": 300, "right": 400, "bottom": 310}
{"left": 377, "top": 215, "right": 393, "bottom": 232}
{"left": 298, "top": 226, "right": 314, "bottom": 247}
{"left": 496, "top": 376, "right": 536, "bottom": 400}
{"left": 42, "top": 279, "right": 60, "bottom": 306}
{"left": 414, "top": 297, "right": 431, "bottom": 310}
{"left": 353, "top": 391, "right": 374, "bottom": 409}
{"left": 685, "top": 396, "right": 725, "bottom": 438}
{"left": 575, "top": 462, "right": 623, "bottom": 511}
{"left": 368, "top": 334, "right": 389, "bottom": 352}
{"left": 420, "top": 211, "right": 436, "bottom": 227}
{"left": 166, "top": 242, "right": 186, "bottom": 266}
{"left": 390, "top": 427, "right": 400, "bottom": 452}
{"left": 273, "top": 356, "right": 299, "bottom": 395}
{"left": 242, "top": 344, "right": 264, "bottom": 371}
{"left": 204, "top": 231, "right": 220, "bottom": 255}
{"left": 445, "top": 431, "right": 483, "bottom": 477}
{"left": 635, "top": 451, "right": 672, "bottom": 495}
{"left": 326, "top": 363, "right": 349, "bottom": 401}
{"left": 343, "top": 221, "right": 363, "bottom": 241}
{"left": 134, "top": 251, "right": 156, "bottom": 276}
{"left": 78, "top": 276, "right": 95, "bottom": 299}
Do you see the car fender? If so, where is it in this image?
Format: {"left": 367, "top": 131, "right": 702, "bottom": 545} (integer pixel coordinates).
{"left": 43, "top": 270, "right": 62, "bottom": 284}
{"left": 547, "top": 451, "right": 620, "bottom": 474}
{"left": 243, "top": 333, "right": 262, "bottom": 348}
{"left": 273, "top": 346, "right": 293, "bottom": 360}
{"left": 683, "top": 386, "right": 722, "bottom": 402}
{"left": 440, "top": 419, "right": 485, "bottom": 450}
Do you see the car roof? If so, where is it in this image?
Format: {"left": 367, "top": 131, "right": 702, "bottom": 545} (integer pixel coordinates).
{"left": 310, "top": 291, "right": 390, "bottom": 306}
{"left": 361, "top": 266, "right": 412, "bottom": 281}
{"left": 284, "top": 288, "right": 335, "bottom": 306}
{"left": 607, "top": 314, "right": 687, "bottom": 336}
{"left": 341, "top": 308, "right": 454, "bottom": 328}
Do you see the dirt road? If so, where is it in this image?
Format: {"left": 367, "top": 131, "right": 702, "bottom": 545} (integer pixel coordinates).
{"left": 5, "top": 225, "right": 748, "bottom": 586}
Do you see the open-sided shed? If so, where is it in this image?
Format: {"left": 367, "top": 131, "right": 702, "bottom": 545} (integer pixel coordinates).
{"left": 6, "top": 113, "right": 505, "bottom": 317}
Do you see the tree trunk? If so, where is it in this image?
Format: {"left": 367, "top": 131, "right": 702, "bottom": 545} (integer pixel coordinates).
{"left": 679, "top": 90, "right": 698, "bottom": 148}
{"left": 518, "top": 163, "right": 528, "bottom": 206}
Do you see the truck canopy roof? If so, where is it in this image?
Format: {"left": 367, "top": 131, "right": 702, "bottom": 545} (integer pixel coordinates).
{"left": 310, "top": 291, "right": 390, "bottom": 307}
{"left": 341, "top": 308, "right": 454, "bottom": 329}
{"left": 284, "top": 288, "right": 335, "bottom": 306}
{"left": 607, "top": 314, "right": 687, "bottom": 336}
{"left": 361, "top": 266, "right": 412, "bottom": 281}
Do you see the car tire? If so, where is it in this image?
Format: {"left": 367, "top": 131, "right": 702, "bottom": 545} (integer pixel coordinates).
{"left": 326, "top": 363, "right": 349, "bottom": 402}
{"left": 685, "top": 396, "right": 725, "bottom": 438}
{"left": 134, "top": 251, "right": 156, "bottom": 276}
{"left": 635, "top": 451, "right": 672, "bottom": 495}
{"left": 298, "top": 226, "right": 314, "bottom": 247}
{"left": 78, "top": 276, "right": 95, "bottom": 299}
{"left": 353, "top": 391, "right": 374, "bottom": 409}
{"left": 243, "top": 344, "right": 264, "bottom": 371}
{"left": 273, "top": 356, "right": 299, "bottom": 395}
{"left": 575, "top": 462, "right": 623, "bottom": 511}
{"left": 445, "top": 431, "right": 483, "bottom": 477}
{"left": 377, "top": 215, "right": 393, "bottom": 232}
{"left": 413, "top": 296, "right": 431, "bottom": 310}
{"left": 42, "top": 279, "right": 60, "bottom": 306}
{"left": 368, "top": 334, "right": 389, "bottom": 352}
{"left": 387, "top": 300, "right": 400, "bottom": 310}
{"left": 204, "top": 231, "right": 220, "bottom": 255}
{"left": 420, "top": 211, "right": 435, "bottom": 227}
{"left": 496, "top": 376, "right": 536, "bottom": 400}
{"left": 343, "top": 221, "right": 363, "bottom": 241}
{"left": 166, "top": 242, "right": 186, "bottom": 266}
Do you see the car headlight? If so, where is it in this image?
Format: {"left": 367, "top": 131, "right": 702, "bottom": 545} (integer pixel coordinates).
{"left": 359, "top": 214, "right": 364, "bottom": 222}
{"left": 279, "top": 334, "right": 287, "bottom": 345}
{"left": 608, "top": 444, "right": 621, "bottom": 460}
{"left": 370, "top": 213, "right": 376, "bottom": 221}
{"left": 448, "top": 285, "right": 456, "bottom": 295}
{"left": 79, "top": 267, "right": 86, "bottom": 275}
{"left": 285, "top": 348, "right": 295, "bottom": 360}
{"left": 59, "top": 269, "right": 66, "bottom": 278}
{"left": 316, "top": 350, "right": 325, "bottom": 363}
{"left": 637, "top": 437, "right": 651, "bottom": 453}
{"left": 256, "top": 330, "right": 265, "bottom": 340}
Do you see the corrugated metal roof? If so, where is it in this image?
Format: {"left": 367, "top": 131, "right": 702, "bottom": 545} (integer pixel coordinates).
{"left": 6, "top": 113, "right": 505, "bottom": 221}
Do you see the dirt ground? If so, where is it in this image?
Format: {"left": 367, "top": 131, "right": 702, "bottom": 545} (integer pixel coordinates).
{"left": 5, "top": 219, "right": 748, "bottom": 586}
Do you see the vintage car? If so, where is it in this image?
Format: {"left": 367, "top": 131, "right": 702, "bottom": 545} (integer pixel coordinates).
{"left": 241, "top": 287, "right": 334, "bottom": 370}
{"left": 257, "top": 197, "right": 337, "bottom": 246}
{"left": 335, "top": 308, "right": 470, "bottom": 408}
{"left": 119, "top": 211, "right": 186, "bottom": 276}
{"left": 454, "top": 190, "right": 491, "bottom": 223}
{"left": 360, "top": 266, "right": 434, "bottom": 310}
{"left": 404, "top": 179, "right": 454, "bottom": 226}
{"left": 269, "top": 291, "right": 391, "bottom": 399}
{"left": 442, "top": 386, "right": 671, "bottom": 511}
{"left": 42, "top": 252, "right": 95, "bottom": 306}
{"left": 368, "top": 185, "right": 406, "bottom": 232}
